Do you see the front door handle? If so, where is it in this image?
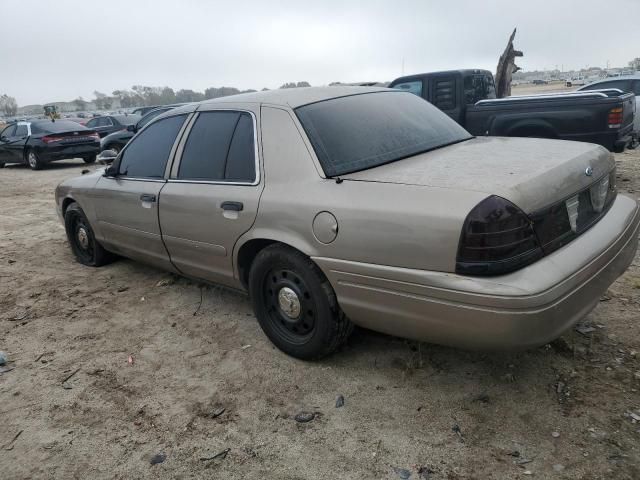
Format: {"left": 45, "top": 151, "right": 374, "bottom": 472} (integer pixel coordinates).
{"left": 221, "top": 201, "right": 243, "bottom": 212}
{"left": 140, "top": 194, "right": 156, "bottom": 202}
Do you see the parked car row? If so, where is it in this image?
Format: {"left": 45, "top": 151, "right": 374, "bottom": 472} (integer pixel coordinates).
{"left": 56, "top": 87, "right": 639, "bottom": 359}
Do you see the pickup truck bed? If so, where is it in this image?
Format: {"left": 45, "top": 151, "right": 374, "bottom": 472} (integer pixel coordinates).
{"left": 466, "top": 90, "right": 636, "bottom": 152}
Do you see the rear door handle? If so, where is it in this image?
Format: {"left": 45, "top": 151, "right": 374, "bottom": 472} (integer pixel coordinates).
{"left": 221, "top": 201, "right": 243, "bottom": 212}
{"left": 140, "top": 194, "right": 156, "bottom": 202}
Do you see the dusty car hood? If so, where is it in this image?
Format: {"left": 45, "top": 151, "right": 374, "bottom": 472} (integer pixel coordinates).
{"left": 342, "top": 137, "right": 614, "bottom": 212}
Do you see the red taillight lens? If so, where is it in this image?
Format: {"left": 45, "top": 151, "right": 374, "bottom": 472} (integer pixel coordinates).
{"left": 456, "top": 196, "right": 543, "bottom": 276}
{"left": 608, "top": 107, "right": 623, "bottom": 128}
{"left": 41, "top": 135, "right": 64, "bottom": 144}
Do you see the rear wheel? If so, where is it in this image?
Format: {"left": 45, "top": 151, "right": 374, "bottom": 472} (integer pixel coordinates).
{"left": 26, "top": 149, "right": 43, "bottom": 170}
{"left": 0, "top": 162, "right": 5, "bottom": 168}
{"left": 64, "top": 203, "right": 115, "bottom": 267}
{"left": 248, "top": 244, "right": 353, "bottom": 360}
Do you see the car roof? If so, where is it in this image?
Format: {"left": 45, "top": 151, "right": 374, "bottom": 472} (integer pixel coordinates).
{"left": 580, "top": 74, "right": 640, "bottom": 87}
{"left": 197, "top": 86, "right": 391, "bottom": 109}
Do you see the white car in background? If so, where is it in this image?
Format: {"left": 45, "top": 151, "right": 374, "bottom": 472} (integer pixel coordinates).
{"left": 579, "top": 75, "right": 640, "bottom": 134}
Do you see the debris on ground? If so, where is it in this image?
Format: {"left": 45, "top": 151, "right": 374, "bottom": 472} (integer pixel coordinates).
{"left": 210, "top": 408, "right": 225, "bottom": 419}
{"left": 61, "top": 368, "right": 80, "bottom": 387}
{"left": 452, "top": 423, "right": 464, "bottom": 441}
{"left": 199, "top": 448, "right": 230, "bottom": 461}
{"left": 128, "top": 354, "right": 135, "bottom": 365}
{"left": 551, "top": 431, "right": 560, "bottom": 438}
{"left": 294, "top": 412, "right": 315, "bottom": 423}
{"left": 3, "top": 430, "right": 23, "bottom": 451}
{"left": 156, "top": 277, "right": 175, "bottom": 287}
{"left": 473, "top": 392, "right": 490, "bottom": 404}
{"left": 150, "top": 453, "right": 166, "bottom": 465}
{"left": 576, "top": 324, "right": 596, "bottom": 335}
{"left": 0, "top": 351, "right": 7, "bottom": 365}
{"left": 392, "top": 467, "right": 412, "bottom": 479}
{"left": 335, "top": 394, "right": 345, "bottom": 408}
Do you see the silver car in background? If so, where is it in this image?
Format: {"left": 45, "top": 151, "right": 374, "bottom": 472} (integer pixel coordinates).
{"left": 55, "top": 87, "right": 639, "bottom": 359}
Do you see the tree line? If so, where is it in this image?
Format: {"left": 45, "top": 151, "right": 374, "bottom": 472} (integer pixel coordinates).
{"left": 1, "top": 81, "right": 313, "bottom": 116}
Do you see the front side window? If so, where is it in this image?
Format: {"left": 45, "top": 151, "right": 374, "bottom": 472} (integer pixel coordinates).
{"left": 178, "top": 111, "right": 256, "bottom": 183}
{"left": 85, "top": 118, "right": 96, "bottom": 128}
{"left": 392, "top": 80, "right": 423, "bottom": 97}
{"left": 1, "top": 125, "right": 16, "bottom": 138}
{"left": 97, "top": 117, "right": 113, "bottom": 127}
{"left": 15, "top": 125, "right": 28, "bottom": 137}
{"left": 296, "top": 91, "right": 471, "bottom": 177}
{"left": 118, "top": 114, "right": 186, "bottom": 178}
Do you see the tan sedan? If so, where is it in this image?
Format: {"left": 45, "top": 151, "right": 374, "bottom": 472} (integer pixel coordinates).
{"left": 55, "top": 87, "right": 640, "bottom": 359}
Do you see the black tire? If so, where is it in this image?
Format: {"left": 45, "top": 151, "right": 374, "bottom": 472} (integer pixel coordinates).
{"left": 64, "top": 203, "right": 115, "bottom": 267}
{"left": 0, "top": 162, "right": 5, "bottom": 168}
{"left": 26, "top": 149, "right": 43, "bottom": 170}
{"left": 83, "top": 155, "right": 97, "bottom": 164}
{"left": 248, "top": 244, "right": 353, "bottom": 360}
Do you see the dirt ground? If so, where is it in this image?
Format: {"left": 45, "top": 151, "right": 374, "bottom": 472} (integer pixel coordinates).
{"left": 1, "top": 147, "right": 639, "bottom": 480}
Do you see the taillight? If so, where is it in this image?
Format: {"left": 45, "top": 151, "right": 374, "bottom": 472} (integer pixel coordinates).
{"left": 88, "top": 132, "right": 100, "bottom": 140}
{"left": 456, "top": 196, "right": 543, "bottom": 276}
{"left": 41, "top": 135, "right": 64, "bottom": 144}
{"left": 608, "top": 107, "right": 623, "bottom": 128}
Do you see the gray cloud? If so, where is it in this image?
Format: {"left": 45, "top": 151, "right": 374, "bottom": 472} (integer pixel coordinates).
{"left": 2, "top": 0, "right": 638, "bottom": 105}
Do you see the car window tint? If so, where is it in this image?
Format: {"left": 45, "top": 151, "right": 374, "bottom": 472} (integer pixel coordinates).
{"left": 85, "top": 119, "right": 96, "bottom": 128}
{"left": 119, "top": 114, "right": 186, "bottom": 178}
{"left": 1, "top": 125, "right": 16, "bottom": 137}
{"left": 178, "top": 111, "right": 240, "bottom": 181}
{"left": 15, "top": 125, "right": 28, "bottom": 137}
{"left": 225, "top": 113, "right": 256, "bottom": 182}
{"left": 392, "top": 80, "right": 423, "bottom": 97}
{"left": 296, "top": 91, "right": 471, "bottom": 177}
{"left": 632, "top": 81, "right": 640, "bottom": 95}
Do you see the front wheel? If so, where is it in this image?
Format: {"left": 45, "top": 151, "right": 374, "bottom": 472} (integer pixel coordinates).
{"left": 248, "top": 244, "right": 353, "bottom": 360}
{"left": 64, "top": 203, "right": 115, "bottom": 267}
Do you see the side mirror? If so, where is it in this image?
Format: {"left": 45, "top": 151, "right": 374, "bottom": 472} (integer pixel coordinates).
{"left": 103, "top": 164, "right": 119, "bottom": 177}
{"left": 98, "top": 149, "right": 119, "bottom": 165}
{"left": 0, "top": 136, "right": 6, "bottom": 142}
{"left": 126, "top": 124, "right": 136, "bottom": 132}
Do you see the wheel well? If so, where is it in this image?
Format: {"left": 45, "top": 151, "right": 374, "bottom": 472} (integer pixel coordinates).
{"left": 62, "top": 198, "right": 76, "bottom": 216}
{"left": 236, "top": 239, "right": 278, "bottom": 289}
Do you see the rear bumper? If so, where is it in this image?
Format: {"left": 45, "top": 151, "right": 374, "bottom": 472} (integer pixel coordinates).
{"left": 314, "top": 195, "right": 639, "bottom": 350}
{"left": 37, "top": 143, "right": 100, "bottom": 162}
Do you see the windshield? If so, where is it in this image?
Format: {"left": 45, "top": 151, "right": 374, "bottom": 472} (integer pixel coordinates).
{"left": 295, "top": 91, "right": 472, "bottom": 177}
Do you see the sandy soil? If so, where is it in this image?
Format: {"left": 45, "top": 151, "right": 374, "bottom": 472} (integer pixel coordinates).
{"left": 1, "top": 149, "right": 639, "bottom": 480}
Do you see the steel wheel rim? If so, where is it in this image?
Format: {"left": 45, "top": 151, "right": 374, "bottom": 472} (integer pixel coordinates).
{"left": 263, "top": 269, "right": 316, "bottom": 343}
{"left": 70, "top": 214, "right": 94, "bottom": 262}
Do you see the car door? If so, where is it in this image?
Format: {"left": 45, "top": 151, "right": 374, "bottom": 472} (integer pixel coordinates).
{"left": 8, "top": 124, "right": 30, "bottom": 162}
{"left": 92, "top": 113, "right": 189, "bottom": 271}
{"left": 632, "top": 80, "right": 640, "bottom": 132}
{"left": 159, "top": 108, "right": 263, "bottom": 287}
{"left": 0, "top": 124, "right": 17, "bottom": 164}
{"left": 90, "top": 117, "right": 114, "bottom": 137}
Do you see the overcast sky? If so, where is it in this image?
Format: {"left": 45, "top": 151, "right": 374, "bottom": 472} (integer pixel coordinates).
{"left": 2, "top": 0, "right": 639, "bottom": 106}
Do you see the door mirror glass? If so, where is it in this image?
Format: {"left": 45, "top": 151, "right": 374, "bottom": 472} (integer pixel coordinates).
{"left": 127, "top": 124, "right": 136, "bottom": 132}
{"left": 103, "top": 164, "right": 119, "bottom": 177}
{"left": 98, "top": 149, "right": 119, "bottom": 164}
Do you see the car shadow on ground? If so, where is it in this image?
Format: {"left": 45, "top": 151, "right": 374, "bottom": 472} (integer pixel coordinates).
{"left": 3, "top": 158, "right": 95, "bottom": 171}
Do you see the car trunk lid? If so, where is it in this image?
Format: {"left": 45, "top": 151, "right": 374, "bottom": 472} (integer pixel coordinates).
{"left": 341, "top": 136, "right": 614, "bottom": 213}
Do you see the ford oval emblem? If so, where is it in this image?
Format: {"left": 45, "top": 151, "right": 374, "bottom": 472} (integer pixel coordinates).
{"left": 585, "top": 167, "right": 593, "bottom": 177}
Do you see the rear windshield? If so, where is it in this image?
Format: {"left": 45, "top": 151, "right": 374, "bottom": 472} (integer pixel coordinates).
{"left": 295, "top": 91, "right": 472, "bottom": 177}
{"left": 114, "top": 114, "right": 140, "bottom": 125}
{"left": 31, "top": 120, "right": 87, "bottom": 134}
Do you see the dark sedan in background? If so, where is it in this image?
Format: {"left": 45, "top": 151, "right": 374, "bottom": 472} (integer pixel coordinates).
{"left": 0, "top": 120, "right": 100, "bottom": 170}
{"left": 100, "top": 104, "right": 185, "bottom": 153}
{"left": 85, "top": 114, "right": 139, "bottom": 138}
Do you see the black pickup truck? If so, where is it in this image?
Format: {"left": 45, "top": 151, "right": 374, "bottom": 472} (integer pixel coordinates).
{"left": 389, "top": 69, "right": 635, "bottom": 152}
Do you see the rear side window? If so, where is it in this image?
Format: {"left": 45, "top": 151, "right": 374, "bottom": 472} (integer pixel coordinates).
{"left": 433, "top": 77, "right": 456, "bottom": 110}
{"left": 392, "top": 80, "right": 423, "bottom": 97}
{"left": 178, "top": 111, "right": 256, "bottom": 183}
{"left": 119, "top": 114, "right": 186, "bottom": 178}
